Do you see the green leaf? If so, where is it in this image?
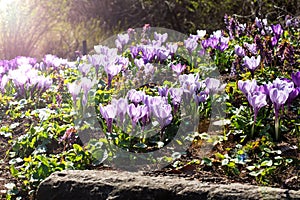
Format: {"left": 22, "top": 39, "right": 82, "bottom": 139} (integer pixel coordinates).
{"left": 73, "top": 144, "right": 83, "bottom": 152}
{"left": 10, "top": 165, "right": 19, "bottom": 177}
{"left": 261, "top": 159, "right": 273, "bottom": 167}
{"left": 201, "top": 157, "right": 212, "bottom": 166}
{"left": 246, "top": 166, "right": 256, "bottom": 171}
{"left": 215, "top": 152, "right": 225, "bottom": 159}
{"left": 249, "top": 170, "right": 262, "bottom": 177}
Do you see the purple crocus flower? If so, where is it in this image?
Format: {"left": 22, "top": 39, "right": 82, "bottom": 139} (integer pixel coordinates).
{"left": 158, "top": 86, "right": 169, "bottom": 97}
{"left": 78, "top": 63, "right": 92, "bottom": 77}
{"left": 205, "top": 78, "right": 226, "bottom": 96}
{"left": 238, "top": 79, "right": 258, "bottom": 96}
{"left": 217, "top": 36, "right": 229, "bottom": 51}
{"left": 104, "top": 64, "right": 122, "bottom": 88}
{"left": 194, "top": 91, "right": 208, "bottom": 105}
{"left": 168, "top": 87, "right": 183, "bottom": 114}
{"left": 67, "top": 82, "right": 81, "bottom": 105}
{"left": 99, "top": 104, "right": 117, "bottom": 133}
{"left": 87, "top": 54, "right": 102, "bottom": 78}
{"left": 243, "top": 55, "right": 261, "bottom": 77}
{"left": 112, "top": 98, "right": 128, "bottom": 125}
{"left": 37, "top": 77, "right": 52, "bottom": 93}
{"left": 291, "top": 71, "right": 300, "bottom": 87}
{"left": 271, "top": 78, "right": 294, "bottom": 93}
{"left": 81, "top": 77, "right": 94, "bottom": 106}
{"left": 184, "top": 37, "right": 198, "bottom": 54}
{"left": 271, "top": 36, "right": 278, "bottom": 46}
{"left": 144, "top": 95, "right": 166, "bottom": 115}
{"left": 0, "top": 75, "right": 8, "bottom": 93}
{"left": 134, "top": 58, "right": 145, "bottom": 69}
{"left": 154, "top": 32, "right": 168, "bottom": 43}
{"left": 166, "top": 43, "right": 178, "bottom": 55}
{"left": 115, "top": 33, "right": 129, "bottom": 51}
{"left": 128, "top": 89, "right": 145, "bottom": 105}
{"left": 127, "top": 103, "right": 147, "bottom": 128}
{"left": 234, "top": 45, "right": 245, "bottom": 57}
{"left": 271, "top": 24, "right": 283, "bottom": 37}
{"left": 152, "top": 103, "right": 173, "bottom": 130}
{"left": 171, "top": 63, "right": 186, "bottom": 76}
{"left": 156, "top": 48, "right": 170, "bottom": 62}
{"left": 201, "top": 39, "right": 210, "bottom": 49}
{"left": 287, "top": 88, "right": 299, "bottom": 106}
{"left": 269, "top": 87, "right": 290, "bottom": 140}
{"left": 144, "top": 63, "right": 155, "bottom": 75}
{"left": 247, "top": 91, "right": 267, "bottom": 123}
{"left": 130, "top": 46, "right": 140, "bottom": 58}
{"left": 247, "top": 91, "right": 267, "bottom": 137}
{"left": 141, "top": 46, "right": 156, "bottom": 63}
{"left": 208, "top": 37, "right": 219, "bottom": 49}
{"left": 179, "top": 74, "right": 200, "bottom": 95}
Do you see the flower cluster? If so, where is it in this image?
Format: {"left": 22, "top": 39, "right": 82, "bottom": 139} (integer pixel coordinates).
{"left": 0, "top": 56, "right": 54, "bottom": 98}
{"left": 238, "top": 72, "right": 300, "bottom": 139}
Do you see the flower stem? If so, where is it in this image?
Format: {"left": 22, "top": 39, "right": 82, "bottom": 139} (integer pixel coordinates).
{"left": 251, "top": 115, "right": 256, "bottom": 138}
{"left": 275, "top": 115, "right": 279, "bottom": 141}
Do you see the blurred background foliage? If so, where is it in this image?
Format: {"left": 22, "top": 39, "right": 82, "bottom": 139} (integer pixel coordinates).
{"left": 0, "top": 0, "right": 299, "bottom": 60}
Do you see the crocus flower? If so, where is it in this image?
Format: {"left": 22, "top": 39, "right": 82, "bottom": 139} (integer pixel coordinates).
{"left": 243, "top": 55, "right": 261, "bottom": 77}
{"left": 104, "top": 64, "right": 122, "bottom": 88}
{"left": 171, "top": 63, "right": 186, "bottom": 76}
{"left": 78, "top": 63, "right": 92, "bottom": 77}
{"left": 291, "top": 71, "right": 300, "bottom": 87}
{"left": 168, "top": 87, "right": 183, "bottom": 114}
{"left": 208, "top": 37, "right": 219, "bottom": 49}
{"left": 184, "top": 37, "right": 198, "bottom": 54}
{"left": 156, "top": 48, "right": 170, "bottom": 62}
{"left": 194, "top": 91, "right": 208, "bottom": 105}
{"left": 134, "top": 58, "right": 145, "bottom": 69}
{"left": 158, "top": 86, "right": 169, "bottom": 97}
{"left": 144, "top": 95, "right": 166, "bottom": 115}
{"left": 141, "top": 46, "right": 156, "bottom": 63}
{"left": 271, "top": 36, "right": 278, "bottom": 46}
{"left": 197, "top": 30, "right": 206, "bottom": 38}
{"left": 238, "top": 79, "right": 258, "bottom": 96}
{"left": 112, "top": 98, "right": 128, "bottom": 125}
{"left": 115, "top": 33, "right": 129, "bottom": 51}
{"left": 179, "top": 74, "right": 201, "bottom": 95}
{"left": 269, "top": 87, "right": 290, "bottom": 140}
{"left": 88, "top": 54, "right": 103, "bottom": 78}
{"left": 271, "top": 78, "right": 294, "bottom": 93}
{"left": 130, "top": 46, "right": 140, "bottom": 58}
{"left": 152, "top": 103, "right": 173, "bottom": 130}
{"left": 205, "top": 78, "right": 226, "bottom": 96}
{"left": 67, "top": 82, "right": 81, "bottom": 104}
{"left": 81, "top": 77, "right": 94, "bottom": 106}
{"left": 166, "top": 43, "right": 178, "bottom": 55}
{"left": 234, "top": 45, "right": 245, "bottom": 57}
{"left": 144, "top": 63, "right": 155, "bottom": 75}
{"left": 127, "top": 104, "right": 147, "bottom": 128}
{"left": 271, "top": 24, "right": 283, "bottom": 37}
{"left": 100, "top": 104, "right": 117, "bottom": 133}
{"left": 154, "top": 32, "right": 168, "bottom": 43}
{"left": 217, "top": 36, "right": 229, "bottom": 51}
{"left": 287, "top": 88, "right": 299, "bottom": 106}
{"left": 247, "top": 91, "right": 267, "bottom": 136}
{"left": 128, "top": 89, "right": 145, "bottom": 105}
{"left": 0, "top": 74, "right": 8, "bottom": 93}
